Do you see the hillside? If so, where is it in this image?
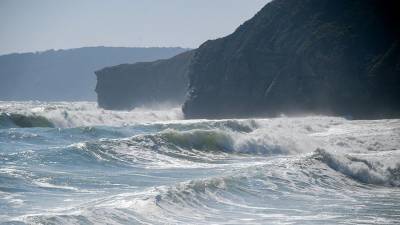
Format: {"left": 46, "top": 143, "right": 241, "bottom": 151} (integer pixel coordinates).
{"left": 0, "top": 47, "right": 188, "bottom": 101}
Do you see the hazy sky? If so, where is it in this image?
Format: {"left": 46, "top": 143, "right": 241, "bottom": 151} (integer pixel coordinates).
{"left": 0, "top": 0, "right": 270, "bottom": 54}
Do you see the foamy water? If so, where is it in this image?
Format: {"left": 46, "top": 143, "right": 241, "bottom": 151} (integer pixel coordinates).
{"left": 0, "top": 102, "right": 399, "bottom": 224}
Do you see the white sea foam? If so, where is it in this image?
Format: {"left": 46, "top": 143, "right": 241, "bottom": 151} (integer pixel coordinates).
{"left": 21, "top": 153, "right": 400, "bottom": 225}
{"left": 0, "top": 101, "right": 183, "bottom": 128}
{"left": 2, "top": 102, "right": 400, "bottom": 225}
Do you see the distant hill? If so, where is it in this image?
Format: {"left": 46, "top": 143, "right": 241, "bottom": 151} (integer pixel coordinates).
{"left": 0, "top": 47, "right": 188, "bottom": 101}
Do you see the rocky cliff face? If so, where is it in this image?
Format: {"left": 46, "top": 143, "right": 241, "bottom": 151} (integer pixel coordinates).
{"left": 183, "top": 0, "right": 400, "bottom": 119}
{"left": 95, "top": 50, "right": 194, "bottom": 110}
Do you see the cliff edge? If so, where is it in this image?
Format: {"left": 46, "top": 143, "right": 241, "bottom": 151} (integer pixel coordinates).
{"left": 95, "top": 50, "right": 194, "bottom": 110}
{"left": 183, "top": 0, "right": 400, "bottom": 119}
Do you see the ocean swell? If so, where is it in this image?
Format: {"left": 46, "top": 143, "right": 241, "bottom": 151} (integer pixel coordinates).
{"left": 2, "top": 102, "right": 400, "bottom": 225}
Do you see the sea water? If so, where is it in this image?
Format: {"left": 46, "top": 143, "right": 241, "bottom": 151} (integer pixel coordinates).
{"left": 0, "top": 101, "right": 399, "bottom": 225}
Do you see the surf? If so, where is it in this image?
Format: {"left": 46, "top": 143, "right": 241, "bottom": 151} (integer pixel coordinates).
{"left": 1, "top": 102, "right": 400, "bottom": 225}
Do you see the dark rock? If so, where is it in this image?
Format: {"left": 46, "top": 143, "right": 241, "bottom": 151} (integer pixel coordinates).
{"left": 183, "top": 0, "right": 400, "bottom": 119}
{"left": 95, "top": 50, "right": 195, "bottom": 110}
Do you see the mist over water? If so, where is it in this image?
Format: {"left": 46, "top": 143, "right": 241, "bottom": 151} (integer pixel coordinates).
{"left": 0, "top": 102, "right": 399, "bottom": 224}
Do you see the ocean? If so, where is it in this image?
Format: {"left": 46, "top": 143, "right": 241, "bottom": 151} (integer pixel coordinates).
{"left": 0, "top": 101, "right": 399, "bottom": 225}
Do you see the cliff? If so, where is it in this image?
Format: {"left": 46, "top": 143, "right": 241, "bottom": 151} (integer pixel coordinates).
{"left": 0, "top": 47, "right": 187, "bottom": 101}
{"left": 183, "top": 0, "right": 400, "bottom": 119}
{"left": 95, "top": 50, "right": 194, "bottom": 110}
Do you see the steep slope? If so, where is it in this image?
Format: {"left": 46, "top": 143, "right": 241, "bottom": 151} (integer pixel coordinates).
{"left": 183, "top": 0, "right": 400, "bottom": 119}
{"left": 95, "top": 50, "right": 194, "bottom": 110}
{"left": 0, "top": 47, "right": 187, "bottom": 101}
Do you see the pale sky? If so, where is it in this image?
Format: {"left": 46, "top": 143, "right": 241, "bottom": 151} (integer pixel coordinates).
{"left": 0, "top": 0, "right": 271, "bottom": 54}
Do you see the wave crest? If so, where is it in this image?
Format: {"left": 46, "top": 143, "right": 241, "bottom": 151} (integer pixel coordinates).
{"left": 0, "top": 101, "right": 183, "bottom": 128}
{"left": 314, "top": 148, "right": 400, "bottom": 187}
{"left": 160, "top": 129, "right": 234, "bottom": 152}
{"left": 0, "top": 113, "right": 54, "bottom": 128}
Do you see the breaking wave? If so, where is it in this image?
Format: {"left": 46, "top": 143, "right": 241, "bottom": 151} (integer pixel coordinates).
{"left": 0, "top": 113, "right": 54, "bottom": 128}
{"left": 314, "top": 148, "right": 400, "bottom": 187}
{"left": 60, "top": 122, "right": 319, "bottom": 167}
{"left": 21, "top": 150, "right": 400, "bottom": 225}
{"left": 1, "top": 101, "right": 400, "bottom": 224}
{"left": 0, "top": 101, "right": 183, "bottom": 128}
